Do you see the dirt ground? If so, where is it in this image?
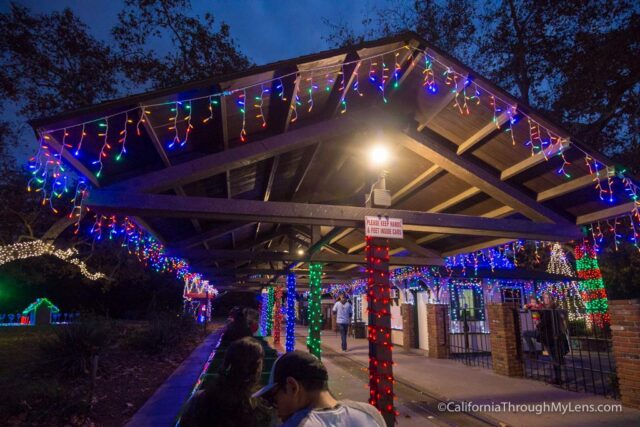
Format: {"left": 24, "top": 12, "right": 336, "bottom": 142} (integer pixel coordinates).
{"left": 0, "top": 321, "right": 220, "bottom": 427}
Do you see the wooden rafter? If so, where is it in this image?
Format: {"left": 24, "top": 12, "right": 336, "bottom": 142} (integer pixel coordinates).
{"left": 184, "top": 248, "right": 443, "bottom": 266}
{"left": 576, "top": 202, "right": 637, "bottom": 225}
{"left": 537, "top": 173, "right": 606, "bottom": 202}
{"left": 456, "top": 111, "right": 514, "bottom": 155}
{"left": 501, "top": 139, "right": 571, "bottom": 181}
{"left": 85, "top": 191, "right": 583, "bottom": 242}
{"left": 396, "top": 125, "right": 573, "bottom": 225}
{"left": 108, "top": 113, "right": 363, "bottom": 193}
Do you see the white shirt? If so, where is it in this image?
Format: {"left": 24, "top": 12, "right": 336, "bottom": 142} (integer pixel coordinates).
{"left": 280, "top": 400, "right": 386, "bottom": 427}
{"left": 332, "top": 301, "right": 352, "bottom": 324}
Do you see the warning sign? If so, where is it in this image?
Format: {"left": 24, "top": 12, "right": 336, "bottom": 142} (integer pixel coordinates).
{"left": 364, "top": 216, "right": 403, "bottom": 239}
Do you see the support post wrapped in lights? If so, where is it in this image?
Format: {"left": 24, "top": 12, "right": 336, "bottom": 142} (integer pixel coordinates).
{"left": 266, "top": 286, "right": 275, "bottom": 336}
{"left": 286, "top": 273, "right": 297, "bottom": 352}
{"left": 574, "top": 241, "right": 610, "bottom": 326}
{"left": 365, "top": 236, "right": 396, "bottom": 424}
{"left": 273, "top": 284, "right": 283, "bottom": 345}
{"left": 307, "top": 263, "right": 323, "bottom": 359}
{"left": 259, "top": 290, "right": 270, "bottom": 336}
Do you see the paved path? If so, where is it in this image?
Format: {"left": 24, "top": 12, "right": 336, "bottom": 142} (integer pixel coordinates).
{"left": 302, "top": 328, "right": 640, "bottom": 427}
{"left": 125, "top": 326, "right": 225, "bottom": 427}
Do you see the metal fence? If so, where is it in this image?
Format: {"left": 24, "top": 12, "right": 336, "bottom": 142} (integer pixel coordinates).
{"left": 448, "top": 308, "right": 492, "bottom": 369}
{"left": 519, "top": 308, "right": 618, "bottom": 398}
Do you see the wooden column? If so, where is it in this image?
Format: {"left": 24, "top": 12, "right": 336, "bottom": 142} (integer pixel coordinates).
{"left": 366, "top": 237, "right": 395, "bottom": 426}
{"left": 609, "top": 299, "right": 640, "bottom": 409}
{"left": 426, "top": 303, "right": 450, "bottom": 358}
{"left": 401, "top": 303, "right": 417, "bottom": 350}
{"left": 487, "top": 303, "right": 524, "bottom": 377}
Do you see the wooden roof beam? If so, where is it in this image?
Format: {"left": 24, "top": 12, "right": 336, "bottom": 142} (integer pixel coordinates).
{"left": 85, "top": 191, "right": 582, "bottom": 242}
{"left": 427, "top": 187, "right": 482, "bottom": 213}
{"left": 501, "top": 139, "right": 571, "bottom": 181}
{"left": 416, "top": 73, "right": 469, "bottom": 131}
{"left": 184, "top": 249, "right": 443, "bottom": 266}
{"left": 108, "top": 113, "right": 363, "bottom": 193}
{"left": 415, "top": 205, "right": 515, "bottom": 245}
{"left": 537, "top": 173, "right": 606, "bottom": 202}
{"left": 168, "top": 222, "right": 249, "bottom": 249}
{"left": 255, "top": 155, "right": 280, "bottom": 239}
{"left": 456, "top": 110, "right": 514, "bottom": 155}
{"left": 441, "top": 238, "right": 514, "bottom": 257}
{"left": 391, "top": 164, "right": 442, "bottom": 205}
{"left": 576, "top": 202, "right": 637, "bottom": 225}
{"left": 396, "top": 125, "right": 574, "bottom": 225}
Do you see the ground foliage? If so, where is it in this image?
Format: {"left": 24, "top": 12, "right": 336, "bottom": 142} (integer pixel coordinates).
{"left": 0, "top": 317, "right": 212, "bottom": 426}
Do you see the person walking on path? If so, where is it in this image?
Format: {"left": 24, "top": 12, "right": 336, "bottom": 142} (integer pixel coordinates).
{"left": 332, "top": 293, "right": 352, "bottom": 352}
{"left": 253, "top": 350, "right": 385, "bottom": 427}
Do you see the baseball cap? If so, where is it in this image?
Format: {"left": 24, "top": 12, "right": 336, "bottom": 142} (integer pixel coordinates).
{"left": 252, "top": 350, "right": 328, "bottom": 398}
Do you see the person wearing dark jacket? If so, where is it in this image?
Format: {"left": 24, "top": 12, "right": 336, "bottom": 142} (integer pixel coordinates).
{"left": 180, "top": 337, "right": 276, "bottom": 427}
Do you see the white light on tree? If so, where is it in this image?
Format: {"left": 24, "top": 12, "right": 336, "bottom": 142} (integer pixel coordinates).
{"left": 546, "top": 243, "right": 575, "bottom": 277}
{"left": 0, "top": 240, "right": 107, "bottom": 281}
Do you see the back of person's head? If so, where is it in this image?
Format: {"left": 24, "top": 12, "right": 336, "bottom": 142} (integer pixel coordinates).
{"left": 222, "top": 307, "right": 253, "bottom": 342}
{"left": 219, "top": 337, "right": 264, "bottom": 391}
{"left": 253, "top": 350, "right": 329, "bottom": 420}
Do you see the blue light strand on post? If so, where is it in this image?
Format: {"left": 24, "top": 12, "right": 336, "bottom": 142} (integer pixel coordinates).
{"left": 259, "top": 290, "right": 270, "bottom": 336}
{"left": 286, "top": 273, "right": 297, "bottom": 352}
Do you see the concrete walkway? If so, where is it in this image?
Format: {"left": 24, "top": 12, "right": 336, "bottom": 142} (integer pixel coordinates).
{"left": 125, "top": 326, "right": 225, "bottom": 427}
{"left": 304, "top": 328, "right": 640, "bottom": 426}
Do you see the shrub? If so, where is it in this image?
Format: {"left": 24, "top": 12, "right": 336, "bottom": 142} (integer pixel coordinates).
{"left": 38, "top": 315, "right": 113, "bottom": 377}
{"left": 128, "top": 312, "right": 196, "bottom": 355}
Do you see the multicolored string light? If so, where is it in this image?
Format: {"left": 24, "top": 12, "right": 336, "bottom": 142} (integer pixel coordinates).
{"left": 307, "top": 263, "right": 323, "bottom": 359}
{"left": 286, "top": 273, "right": 297, "bottom": 352}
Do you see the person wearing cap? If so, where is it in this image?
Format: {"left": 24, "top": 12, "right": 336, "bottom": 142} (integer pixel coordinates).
{"left": 254, "top": 350, "right": 385, "bottom": 427}
{"left": 332, "top": 293, "right": 353, "bottom": 352}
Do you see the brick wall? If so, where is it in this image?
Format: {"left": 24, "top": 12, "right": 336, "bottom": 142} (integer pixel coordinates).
{"left": 609, "top": 299, "right": 640, "bottom": 409}
{"left": 401, "top": 303, "right": 417, "bottom": 350}
{"left": 487, "top": 303, "right": 524, "bottom": 377}
{"left": 426, "top": 304, "right": 449, "bottom": 358}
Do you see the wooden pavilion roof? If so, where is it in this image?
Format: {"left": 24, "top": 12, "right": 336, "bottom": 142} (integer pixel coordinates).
{"left": 29, "top": 32, "right": 635, "bottom": 289}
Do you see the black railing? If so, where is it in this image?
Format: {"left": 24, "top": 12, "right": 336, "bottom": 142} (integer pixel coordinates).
{"left": 519, "top": 308, "right": 617, "bottom": 398}
{"left": 448, "top": 308, "right": 492, "bottom": 369}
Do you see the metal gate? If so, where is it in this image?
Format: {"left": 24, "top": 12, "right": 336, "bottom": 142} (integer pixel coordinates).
{"left": 519, "top": 308, "right": 618, "bottom": 398}
{"left": 448, "top": 307, "right": 492, "bottom": 369}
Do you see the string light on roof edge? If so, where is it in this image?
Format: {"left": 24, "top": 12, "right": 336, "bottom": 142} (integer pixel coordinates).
{"left": 25, "top": 44, "right": 640, "bottom": 245}
{"left": 286, "top": 273, "right": 296, "bottom": 352}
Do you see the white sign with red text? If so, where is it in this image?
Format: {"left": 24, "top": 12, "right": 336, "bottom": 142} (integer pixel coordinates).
{"left": 364, "top": 216, "right": 403, "bottom": 239}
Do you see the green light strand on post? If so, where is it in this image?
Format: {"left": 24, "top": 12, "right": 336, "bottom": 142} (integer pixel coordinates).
{"left": 266, "top": 286, "right": 275, "bottom": 336}
{"left": 307, "top": 262, "right": 323, "bottom": 359}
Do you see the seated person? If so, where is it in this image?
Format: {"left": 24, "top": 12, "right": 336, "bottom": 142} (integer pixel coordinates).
{"left": 180, "top": 337, "right": 276, "bottom": 427}
{"left": 253, "top": 351, "right": 385, "bottom": 427}
{"left": 221, "top": 306, "right": 253, "bottom": 344}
